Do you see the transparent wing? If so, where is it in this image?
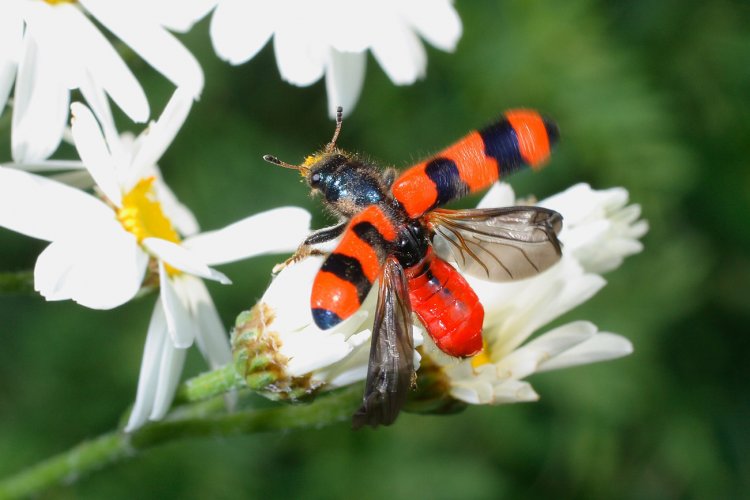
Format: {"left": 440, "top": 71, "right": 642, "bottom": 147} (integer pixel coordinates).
{"left": 352, "top": 256, "right": 415, "bottom": 429}
{"left": 428, "top": 207, "right": 563, "bottom": 282}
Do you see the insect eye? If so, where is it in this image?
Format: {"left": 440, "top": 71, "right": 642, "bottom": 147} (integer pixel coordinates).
{"left": 310, "top": 172, "right": 321, "bottom": 185}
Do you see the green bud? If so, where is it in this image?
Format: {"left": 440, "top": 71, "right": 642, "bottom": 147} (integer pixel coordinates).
{"left": 231, "top": 303, "right": 324, "bottom": 403}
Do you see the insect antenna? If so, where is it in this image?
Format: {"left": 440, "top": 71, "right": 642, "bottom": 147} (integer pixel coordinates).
{"left": 325, "top": 106, "right": 344, "bottom": 152}
{"left": 262, "top": 154, "right": 302, "bottom": 170}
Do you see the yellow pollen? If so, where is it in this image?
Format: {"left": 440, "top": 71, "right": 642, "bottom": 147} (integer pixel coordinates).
{"left": 470, "top": 341, "right": 492, "bottom": 369}
{"left": 43, "top": 0, "right": 76, "bottom": 5}
{"left": 117, "top": 177, "right": 182, "bottom": 276}
{"left": 117, "top": 177, "right": 180, "bottom": 244}
{"left": 302, "top": 154, "right": 320, "bottom": 167}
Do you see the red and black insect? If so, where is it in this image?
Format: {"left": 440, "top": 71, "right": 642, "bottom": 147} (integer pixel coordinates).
{"left": 264, "top": 107, "right": 563, "bottom": 428}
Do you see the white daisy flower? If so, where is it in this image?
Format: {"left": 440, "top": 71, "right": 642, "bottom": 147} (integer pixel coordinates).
{"left": 0, "top": 0, "right": 207, "bottom": 163}
{"left": 233, "top": 255, "right": 424, "bottom": 398}
{"left": 0, "top": 91, "right": 312, "bottom": 430}
{"left": 425, "top": 182, "right": 643, "bottom": 406}
{"left": 207, "top": 0, "right": 462, "bottom": 117}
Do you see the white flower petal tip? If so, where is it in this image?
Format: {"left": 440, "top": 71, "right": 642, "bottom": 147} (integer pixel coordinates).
{"left": 206, "top": 1, "right": 463, "bottom": 111}
{"left": 539, "top": 183, "right": 648, "bottom": 274}
{"left": 537, "top": 332, "right": 633, "bottom": 372}
{"left": 69, "top": 102, "right": 122, "bottom": 206}
{"left": 33, "top": 229, "right": 147, "bottom": 310}
{"left": 326, "top": 50, "right": 366, "bottom": 118}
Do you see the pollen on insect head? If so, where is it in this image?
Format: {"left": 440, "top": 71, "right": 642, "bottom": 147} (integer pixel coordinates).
{"left": 302, "top": 154, "right": 322, "bottom": 168}
{"left": 117, "top": 177, "right": 181, "bottom": 245}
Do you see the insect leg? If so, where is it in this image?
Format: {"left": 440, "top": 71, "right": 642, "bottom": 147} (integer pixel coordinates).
{"left": 272, "top": 221, "right": 348, "bottom": 274}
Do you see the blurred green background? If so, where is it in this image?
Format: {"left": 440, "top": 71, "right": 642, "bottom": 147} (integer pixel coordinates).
{"left": 1, "top": 0, "right": 749, "bottom": 498}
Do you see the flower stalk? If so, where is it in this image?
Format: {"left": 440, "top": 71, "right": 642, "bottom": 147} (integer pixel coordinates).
{"left": 0, "top": 385, "right": 363, "bottom": 500}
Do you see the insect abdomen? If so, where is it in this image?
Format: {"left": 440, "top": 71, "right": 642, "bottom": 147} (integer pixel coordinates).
{"left": 311, "top": 205, "right": 397, "bottom": 329}
{"left": 392, "top": 110, "right": 559, "bottom": 218}
{"left": 405, "top": 249, "right": 484, "bottom": 357}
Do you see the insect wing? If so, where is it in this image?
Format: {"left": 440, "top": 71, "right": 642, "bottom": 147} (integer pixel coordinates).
{"left": 352, "top": 256, "right": 415, "bottom": 429}
{"left": 428, "top": 207, "right": 563, "bottom": 282}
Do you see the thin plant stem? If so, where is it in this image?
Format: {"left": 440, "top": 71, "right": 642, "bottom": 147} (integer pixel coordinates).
{"left": 174, "top": 363, "right": 244, "bottom": 404}
{"left": 0, "top": 386, "right": 362, "bottom": 499}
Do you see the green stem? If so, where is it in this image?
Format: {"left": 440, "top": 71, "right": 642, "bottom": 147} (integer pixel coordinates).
{"left": 0, "top": 271, "right": 34, "bottom": 294}
{"left": 0, "top": 386, "right": 362, "bottom": 499}
{"left": 174, "top": 364, "right": 244, "bottom": 404}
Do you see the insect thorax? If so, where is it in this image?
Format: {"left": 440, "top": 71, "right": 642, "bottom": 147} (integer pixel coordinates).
{"left": 307, "top": 151, "right": 392, "bottom": 218}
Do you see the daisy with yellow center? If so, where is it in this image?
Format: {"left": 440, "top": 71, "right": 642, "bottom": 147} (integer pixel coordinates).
{"left": 0, "top": 89, "right": 312, "bottom": 431}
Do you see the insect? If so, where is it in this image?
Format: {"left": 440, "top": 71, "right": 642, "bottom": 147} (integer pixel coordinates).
{"left": 264, "top": 107, "right": 563, "bottom": 428}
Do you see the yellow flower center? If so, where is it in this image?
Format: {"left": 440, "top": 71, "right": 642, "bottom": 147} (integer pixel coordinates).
{"left": 470, "top": 341, "right": 492, "bottom": 369}
{"left": 44, "top": 0, "right": 76, "bottom": 5}
{"left": 117, "top": 177, "right": 180, "bottom": 244}
{"left": 117, "top": 177, "right": 182, "bottom": 277}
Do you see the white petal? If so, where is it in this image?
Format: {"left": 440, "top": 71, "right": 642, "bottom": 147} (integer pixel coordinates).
{"left": 126, "top": 300, "right": 169, "bottom": 432}
{"left": 81, "top": 0, "right": 204, "bottom": 98}
{"left": 325, "top": 49, "right": 366, "bottom": 118}
{"left": 151, "top": 173, "right": 201, "bottom": 237}
{"left": 399, "top": 0, "right": 462, "bottom": 52}
{"left": 130, "top": 88, "right": 194, "bottom": 178}
{"left": 180, "top": 275, "right": 231, "bottom": 368}
{"left": 59, "top": 3, "right": 149, "bottom": 123}
{"left": 34, "top": 226, "right": 148, "bottom": 309}
{"left": 78, "top": 72, "right": 123, "bottom": 153}
{"left": 476, "top": 182, "right": 516, "bottom": 208}
{"left": 159, "top": 263, "right": 197, "bottom": 348}
{"left": 0, "top": 8, "right": 22, "bottom": 114}
{"left": 540, "top": 184, "right": 647, "bottom": 274}
{"left": 323, "top": 329, "right": 373, "bottom": 387}
{"left": 261, "top": 256, "right": 322, "bottom": 333}
{"left": 0, "top": 166, "right": 114, "bottom": 241}
{"left": 370, "top": 16, "right": 427, "bottom": 85}
{"left": 49, "top": 170, "right": 95, "bottom": 190}
{"left": 537, "top": 332, "right": 633, "bottom": 372}
{"left": 145, "top": 238, "right": 231, "bottom": 284}
{"left": 282, "top": 328, "right": 357, "bottom": 377}
{"left": 489, "top": 379, "right": 539, "bottom": 404}
{"left": 210, "top": 0, "right": 275, "bottom": 65}
{"left": 149, "top": 339, "right": 188, "bottom": 420}
{"left": 70, "top": 102, "right": 122, "bottom": 206}
{"left": 449, "top": 366, "right": 495, "bottom": 404}
{"left": 496, "top": 321, "right": 597, "bottom": 379}
{"left": 182, "top": 207, "right": 311, "bottom": 265}
{"left": 11, "top": 32, "right": 68, "bottom": 162}
{"left": 6, "top": 160, "right": 86, "bottom": 172}
{"left": 274, "top": 23, "right": 326, "bottom": 86}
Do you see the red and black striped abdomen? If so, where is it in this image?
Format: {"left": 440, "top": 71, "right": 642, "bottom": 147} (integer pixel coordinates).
{"left": 312, "top": 205, "right": 397, "bottom": 329}
{"left": 405, "top": 248, "right": 484, "bottom": 357}
{"left": 391, "top": 110, "right": 559, "bottom": 218}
